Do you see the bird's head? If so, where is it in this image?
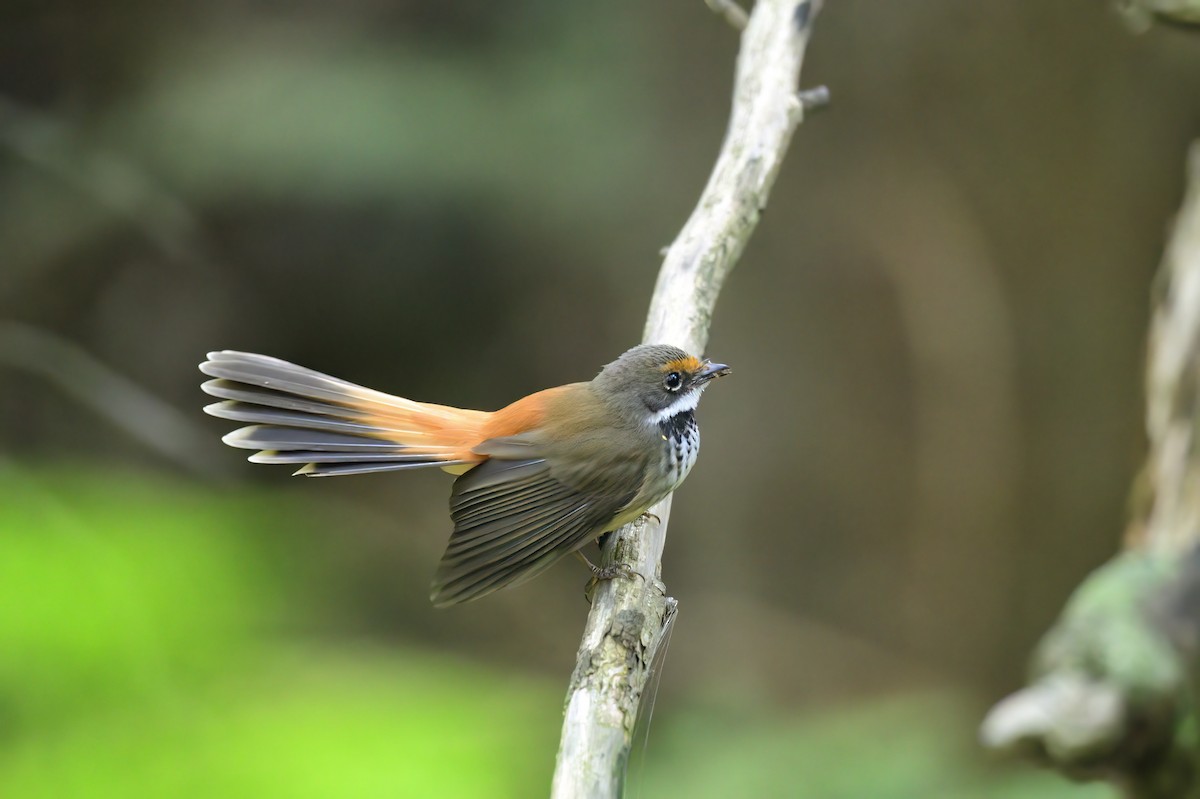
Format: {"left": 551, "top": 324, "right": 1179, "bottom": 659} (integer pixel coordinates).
{"left": 593, "top": 343, "right": 731, "bottom": 424}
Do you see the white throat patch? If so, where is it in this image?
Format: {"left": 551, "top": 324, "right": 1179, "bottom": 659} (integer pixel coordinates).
{"left": 650, "top": 387, "right": 703, "bottom": 424}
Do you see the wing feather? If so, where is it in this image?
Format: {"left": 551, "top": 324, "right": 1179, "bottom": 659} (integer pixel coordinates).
{"left": 451, "top": 504, "right": 593, "bottom": 570}
{"left": 449, "top": 492, "right": 570, "bottom": 539}
{"left": 430, "top": 456, "right": 635, "bottom": 606}
{"left": 434, "top": 508, "right": 596, "bottom": 605}
{"left": 444, "top": 493, "right": 581, "bottom": 556}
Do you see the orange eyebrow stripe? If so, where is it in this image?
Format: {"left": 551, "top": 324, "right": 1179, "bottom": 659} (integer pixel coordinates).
{"left": 661, "top": 356, "right": 703, "bottom": 373}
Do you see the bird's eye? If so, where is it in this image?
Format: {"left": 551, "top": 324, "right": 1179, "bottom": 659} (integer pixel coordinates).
{"left": 664, "top": 372, "right": 683, "bottom": 392}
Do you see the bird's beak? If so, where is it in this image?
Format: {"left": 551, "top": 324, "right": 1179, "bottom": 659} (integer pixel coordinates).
{"left": 697, "top": 361, "right": 731, "bottom": 382}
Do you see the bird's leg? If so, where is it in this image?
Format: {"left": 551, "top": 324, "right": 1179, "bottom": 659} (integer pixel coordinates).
{"left": 574, "top": 550, "right": 638, "bottom": 581}
{"left": 574, "top": 551, "right": 642, "bottom": 604}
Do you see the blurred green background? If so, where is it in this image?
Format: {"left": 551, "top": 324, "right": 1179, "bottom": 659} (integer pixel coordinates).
{"left": 2, "top": 1, "right": 1197, "bottom": 796}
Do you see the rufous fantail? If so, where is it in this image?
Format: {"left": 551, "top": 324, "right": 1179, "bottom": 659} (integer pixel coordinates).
{"left": 199, "top": 344, "right": 730, "bottom": 606}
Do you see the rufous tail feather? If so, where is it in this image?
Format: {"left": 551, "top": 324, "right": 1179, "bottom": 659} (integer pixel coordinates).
{"left": 200, "top": 351, "right": 489, "bottom": 476}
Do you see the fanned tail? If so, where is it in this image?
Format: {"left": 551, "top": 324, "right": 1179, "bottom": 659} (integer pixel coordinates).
{"left": 200, "top": 351, "right": 489, "bottom": 476}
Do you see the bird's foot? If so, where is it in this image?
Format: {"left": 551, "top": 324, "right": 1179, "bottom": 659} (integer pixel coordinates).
{"left": 636, "top": 511, "right": 662, "bottom": 527}
{"left": 575, "top": 551, "right": 643, "bottom": 603}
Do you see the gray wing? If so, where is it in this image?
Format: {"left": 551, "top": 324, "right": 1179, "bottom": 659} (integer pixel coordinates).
{"left": 430, "top": 450, "right": 639, "bottom": 607}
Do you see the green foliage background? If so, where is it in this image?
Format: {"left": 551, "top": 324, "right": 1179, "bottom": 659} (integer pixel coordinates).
{"left": 0, "top": 467, "right": 1110, "bottom": 796}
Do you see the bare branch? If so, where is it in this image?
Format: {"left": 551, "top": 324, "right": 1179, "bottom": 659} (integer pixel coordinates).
{"left": 0, "top": 96, "right": 216, "bottom": 281}
{"left": 0, "top": 321, "right": 223, "bottom": 478}
{"left": 550, "top": 2, "right": 824, "bottom": 796}
{"left": 1117, "top": 0, "right": 1200, "bottom": 32}
{"left": 980, "top": 142, "right": 1200, "bottom": 799}
{"left": 798, "top": 85, "right": 831, "bottom": 113}
{"left": 705, "top": 0, "right": 750, "bottom": 30}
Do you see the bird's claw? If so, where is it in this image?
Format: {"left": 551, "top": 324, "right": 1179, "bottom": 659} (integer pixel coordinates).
{"left": 591, "top": 562, "right": 639, "bottom": 582}
{"left": 576, "top": 552, "right": 644, "bottom": 603}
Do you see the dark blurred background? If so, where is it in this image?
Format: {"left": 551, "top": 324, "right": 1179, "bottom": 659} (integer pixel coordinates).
{"left": 2, "top": 1, "right": 1196, "bottom": 796}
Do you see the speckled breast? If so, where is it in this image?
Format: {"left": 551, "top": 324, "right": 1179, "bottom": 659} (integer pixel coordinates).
{"left": 658, "top": 410, "right": 701, "bottom": 492}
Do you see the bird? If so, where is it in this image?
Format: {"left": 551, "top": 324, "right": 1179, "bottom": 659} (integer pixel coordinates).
{"left": 199, "top": 344, "right": 730, "bottom": 606}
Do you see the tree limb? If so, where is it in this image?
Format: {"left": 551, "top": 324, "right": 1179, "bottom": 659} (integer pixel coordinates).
{"left": 706, "top": 0, "right": 750, "bottom": 30}
{"left": 550, "top": 2, "right": 824, "bottom": 796}
{"left": 980, "top": 142, "right": 1200, "bottom": 798}
{"left": 0, "top": 321, "right": 223, "bottom": 478}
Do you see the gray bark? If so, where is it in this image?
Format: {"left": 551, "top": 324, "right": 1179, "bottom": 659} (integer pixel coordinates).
{"left": 549, "top": 1, "right": 825, "bottom": 796}
{"left": 981, "top": 142, "right": 1200, "bottom": 799}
